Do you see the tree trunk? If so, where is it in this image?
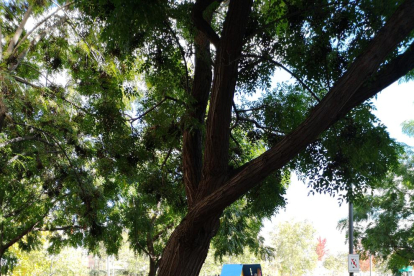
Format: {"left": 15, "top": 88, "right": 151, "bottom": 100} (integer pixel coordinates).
{"left": 157, "top": 212, "right": 221, "bottom": 276}
{"left": 148, "top": 257, "right": 158, "bottom": 276}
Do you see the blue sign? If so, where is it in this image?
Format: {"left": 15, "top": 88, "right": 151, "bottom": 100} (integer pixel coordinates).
{"left": 220, "top": 264, "right": 262, "bottom": 276}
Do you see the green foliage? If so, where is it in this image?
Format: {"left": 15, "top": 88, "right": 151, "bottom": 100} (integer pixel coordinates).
{"left": 296, "top": 103, "right": 401, "bottom": 202}
{"left": 269, "top": 221, "right": 318, "bottom": 276}
{"left": 2, "top": 0, "right": 413, "bottom": 275}
{"left": 402, "top": 119, "right": 414, "bottom": 138}
{"left": 352, "top": 150, "right": 414, "bottom": 272}
{"left": 0, "top": 1, "right": 137, "bottom": 269}
{"left": 323, "top": 252, "right": 348, "bottom": 273}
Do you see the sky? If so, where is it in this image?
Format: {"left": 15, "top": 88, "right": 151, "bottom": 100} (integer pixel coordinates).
{"left": 260, "top": 76, "right": 414, "bottom": 255}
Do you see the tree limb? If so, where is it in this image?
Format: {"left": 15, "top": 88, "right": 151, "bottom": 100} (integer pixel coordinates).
{"left": 13, "top": 75, "right": 90, "bottom": 114}
{"left": 6, "top": 4, "right": 33, "bottom": 56}
{"left": 9, "top": 15, "right": 68, "bottom": 71}
{"left": 0, "top": 135, "right": 49, "bottom": 148}
{"left": 189, "top": 0, "right": 414, "bottom": 220}
{"left": 12, "top": 2, "right": 74, "bottom": 55}
{"left": 200, "top": 0, "right": 253, "bottom": 198}
{"left": 192, "top": 0, "right": 221, "bottom": 48}
{"left": 2, "top": 221, "right": 40, "bottom": 252}
{"left": 35, "top": 225, "right": 83, "bottom": 232}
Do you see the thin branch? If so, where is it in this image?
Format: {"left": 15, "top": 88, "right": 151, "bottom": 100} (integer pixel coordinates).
{"left": 237, "top": 116, "right": 283, "bottom": 134}
{"left": 165, "top": 21, "right": 190, "bottom": 93}
{"left": 0, "top": 135, "right": 54, "bottom": 148}
{"left": 13, "top": 75, "right": 41, "bottom": 88}
{"left": 131, "top": 98, "right": 168, "bottom": 122}
{"left": 130, "top": 96, "right": 184, "bottom": 122}
{"left": 9, "top": 15, "right": 68, "bottom": 71}
{"left": 161, "top": 146, "right": 173, "bottom": 170}
{"left": 13, "top": 75, "right": 91, "bottom": 114}
{"left": 35, "top": 225, "right": 83, "bottom": 232}
{"left": 237, "top": 105, "right": 268, "bottom": 113}
{"left": 230, "top": 101, "right": 241, "bottom": 130}
{"left": 12, "top": 2, "right": 74, "bottom": 55}
{"left": 152, "top": 222, "right": 175, "bottom": 242}
{"left": 52, "top": 0, "right": 105, "bottom": 67}
{"left": 230, "top": 132, "right": 242, "bottom": 151}
{"left": 134, "top": 242, "right": 151, "bottom": 257}
{"left": 243, "top": 54, "right": 321, "bottom": 102}
{"left": 12, "top": 122, "right": 84, "bottom": 188}
{"left": 6, "top": 4, "right": 33, "bottom": 56}
{"left": 2, "top": 220, "right": 40, "bottom": 252}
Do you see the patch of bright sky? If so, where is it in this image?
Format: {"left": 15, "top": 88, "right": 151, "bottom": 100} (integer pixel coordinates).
{"left": 260, "top": 69, "right": 414, "bottom": 254}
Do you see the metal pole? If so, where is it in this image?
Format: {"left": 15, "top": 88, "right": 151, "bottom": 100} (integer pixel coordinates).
{"left": 349, "top": 201, "right": 354, "bottom": 276}
{"left": 370, "top": 254, "right": 372, "bottom": 276}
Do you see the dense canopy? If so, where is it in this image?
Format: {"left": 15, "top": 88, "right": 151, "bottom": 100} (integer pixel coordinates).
{"left": 2, "top": 0, "right": 414, "bottom": 275}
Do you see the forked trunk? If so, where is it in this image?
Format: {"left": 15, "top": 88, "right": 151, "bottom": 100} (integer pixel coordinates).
{"left": 157, "top": 213, "right": 221, "bottom": 276}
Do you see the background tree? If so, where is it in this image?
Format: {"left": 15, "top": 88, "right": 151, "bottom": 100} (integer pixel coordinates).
{"left": 72, "top": 0, "right": 414, "bottom": 275}
{"left": 323, "top": 252, "right": 348, "bottom": 276}
{"left": 316, "top": 237, "right": 327, "bottom": 261}
{"left": 351, "top": 149, "right": 414, "bottom": 273}
{"left": 269, "top": 221, "right": 318, "bottom": 276}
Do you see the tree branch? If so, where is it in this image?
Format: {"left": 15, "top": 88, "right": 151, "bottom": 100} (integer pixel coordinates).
{"left": 245, "top": 1, "right": 340, "bottom": 41}
{"left": 35, "top": 225, "right": 83, "bottom": 232}
{"left": 243, "top": 54, "right": 321, "bottom": 102}
{"left": 0, "top": 135, "right": 55, "bottom": 148}
{"left": 9, "top": 15, "right": 68, "bottom": 71}
{"left": 200, "top": 0, "right": 253, "bottom": 198}
{"left": 13, "top": 75, "right": 91, "bottom": 114}
{"left": 2, "top": 220, "right": 40, "bottom": 252}
{"left": 12, "top": 2, "right": 74, "bottom": 55}
{"left": 152, "top": 222, "right": 175, "bottom": 242}
{"left": 130, "top": 98, "right": 168, "bottom": 122}
{"left": 183, "top": 1, "right": 215, "bottom": 208}
{"left": 6, "top": 4, "right": 33, "bottom": 56}
{"left": 192, "top": 0, "right": 221, "bottom": 48}
{"left": 189, "top": 0, "right": 414, "bottom": 220}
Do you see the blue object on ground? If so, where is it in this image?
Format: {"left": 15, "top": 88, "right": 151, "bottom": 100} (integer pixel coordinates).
{"left": 220, "top": 264, "right": 262, "bottom": 276}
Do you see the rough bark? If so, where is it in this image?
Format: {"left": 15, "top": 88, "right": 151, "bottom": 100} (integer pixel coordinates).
{"left": 157, "top": 213, "right": 221, "bottom": 276}
{"left": 157, "top": 1, "right": 414, "bottom": 276}
{"left": 199, "top": 0, "right": 253, "bottom": 197}
{"left": 183, "top": 1, "right": 214, "bottom": 208}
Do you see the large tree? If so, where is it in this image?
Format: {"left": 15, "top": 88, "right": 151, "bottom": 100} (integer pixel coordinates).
{"left": 72, "top": 0, "right": 414, "bottom": 275}
{"left": 270, "top": 221, "right": 318, "bottom": 276}
{"left": 351, "top": 150, "right": 414, "bottom": 273}
{"left": 0, "top": 1, "right": 135, "bottom": 273}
